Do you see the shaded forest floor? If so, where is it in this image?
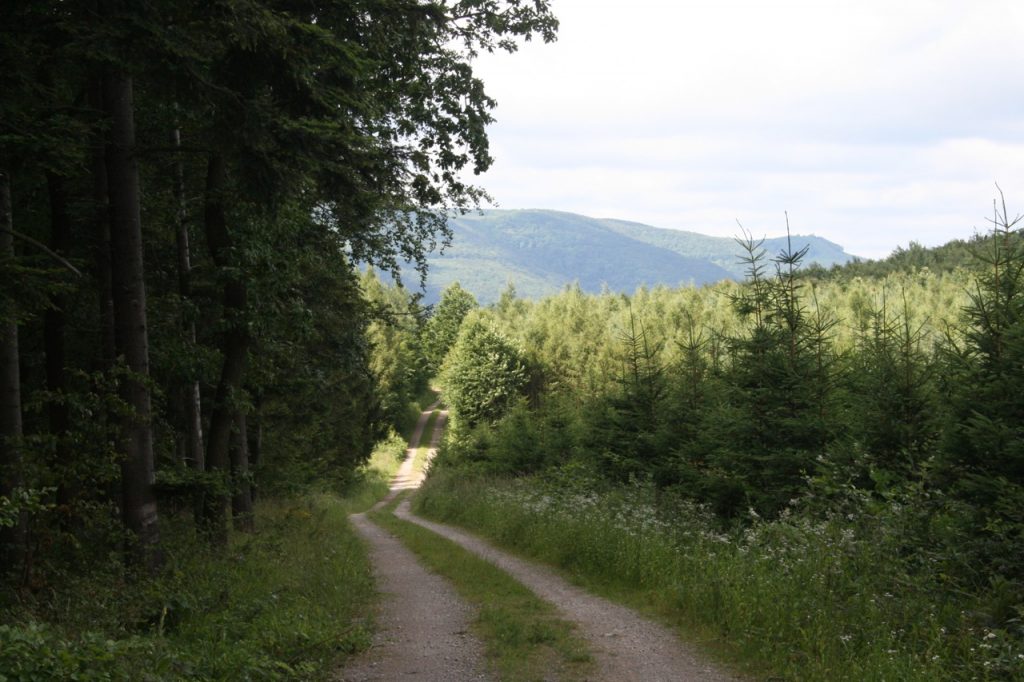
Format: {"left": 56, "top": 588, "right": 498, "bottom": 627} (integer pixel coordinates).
{"left": 0, "top": 444, "right": 407, "bottom": 680}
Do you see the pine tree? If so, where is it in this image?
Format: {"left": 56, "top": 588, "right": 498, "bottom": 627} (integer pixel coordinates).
{"left": 938, "top": 195, "right": 1024, "bottom": 586}
{"left": 710, "top": 226, "right": 839, "bottom": 516}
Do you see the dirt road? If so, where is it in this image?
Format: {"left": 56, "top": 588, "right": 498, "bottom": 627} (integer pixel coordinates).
{"left": 342, "top": 402, "right": 742, "bottom": 681}
{"left": 340, "top": 406, "right": 490, "bottom": 682}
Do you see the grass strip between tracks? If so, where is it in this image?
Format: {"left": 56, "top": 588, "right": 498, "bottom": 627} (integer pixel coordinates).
{"left": 369, "top": 495, "right": 593, "bottom": 682}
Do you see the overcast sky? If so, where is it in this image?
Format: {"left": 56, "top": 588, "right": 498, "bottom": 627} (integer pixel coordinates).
{"left": 467, "top": 0, "right": 1024, "bottom": 258}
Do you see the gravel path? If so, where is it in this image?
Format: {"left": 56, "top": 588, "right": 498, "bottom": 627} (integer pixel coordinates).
{"left": 343, "top": 400, "right": 743, "bottom": 681}
{"left": 339, "top": 405, "right": 492, "bottom": 682}
{"left": 395, "top": 500, "right": 743, "bottom": 682}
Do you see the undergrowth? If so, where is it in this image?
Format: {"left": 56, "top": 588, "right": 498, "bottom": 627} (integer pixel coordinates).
{"left": 0, "top": 438, "right": 405, "bottom": 681}
{"left": 414, "top": 469, "right": 1024, "bottom": 682}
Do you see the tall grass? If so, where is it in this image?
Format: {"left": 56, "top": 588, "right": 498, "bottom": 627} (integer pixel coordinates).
{"left": 414, "top": 470, "right": 1024, "bottom": 681}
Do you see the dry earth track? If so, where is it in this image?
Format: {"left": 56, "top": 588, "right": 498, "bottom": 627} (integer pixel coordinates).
{"left": 339, "top": 405, "right": 490, "bottom": 682}
{"left": 342, "top": 401, "right": 744, "bottom": 681}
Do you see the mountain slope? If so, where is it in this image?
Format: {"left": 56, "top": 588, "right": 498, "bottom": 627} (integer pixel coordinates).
{"left": 598, "top": 218, "right": 853, "bottom": 278}
{"left": 409, "top": 209, "right": 857, "bottom": 304}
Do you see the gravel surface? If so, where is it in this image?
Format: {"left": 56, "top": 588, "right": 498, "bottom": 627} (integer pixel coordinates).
{"left": 395, "top": 500, "right": 745, "bottom": 682}
{"left": 339, "top": 512, "right": 491, "bottom": 681}
{"left": 343, "top": 401, "right": 743, "bottom": 681}
{"left": 339, "top": 404, "right": 492, "bottom": 682}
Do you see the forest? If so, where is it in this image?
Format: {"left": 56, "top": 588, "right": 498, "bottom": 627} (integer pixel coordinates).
{"left": 416, "top": 213, "right": 1024, "bottom": 679}
{"left": 0, "top": 1, "right": 557, "bottom": 678}
{"left": 2, "top": 1, "right": 1023, "bottom": 680}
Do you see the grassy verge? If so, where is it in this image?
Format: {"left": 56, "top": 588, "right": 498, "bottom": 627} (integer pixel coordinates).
{"left": 370, "top": 496, "right": 592, "bottom": 681}
{"left": 0, "top": 439, "right": 407, "bottom": 681}
{"left": 396, "top": 388, "right": 442, "bottom": 440}
{"left": 347, "top": 431, "right": 407, "bottom": 510}
{"left": 414, "top": 471, "right": 1019, "bottom": 682}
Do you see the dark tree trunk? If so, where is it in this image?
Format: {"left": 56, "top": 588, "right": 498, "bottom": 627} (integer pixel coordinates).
{"left": 45, "top": 173, "right": 73, "bottom": 517}
{"left": 172, "top": 128, "right": 204, "bottom": 527}
{"left": 102, "top": 67, "right": 160, "bottom": 570}
{"left": 0, "top": 169, "right": 26, "bottom": 568}
{"left": 249, "top": 394, "right": 262, "bottom": 502}
{"left": 202, "top": 153, "right": 250, "bottom": 544}
{"left": 90, "top": 81, "right": 116, "bottom": 368}
{"left": 230, "top": 411, "right": 253, "bottom": 532}
{"left": 172, "top": 128, "right": 204, "bottom": 471}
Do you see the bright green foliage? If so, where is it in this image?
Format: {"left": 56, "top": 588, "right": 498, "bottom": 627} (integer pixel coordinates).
{"left": 429, "top": 201, "right": 1024, "bottom": 676}
{"left": 422, "top": 282, "right": 479, "bottom": 375}
{"left": 441, "top": 316, "right": 527, "bottom": 428}
{"left": 362, "top": 269, "right": 431, "bottom": 434}
{"left": 438, "top": 396, "right": 583, "bottom": 475}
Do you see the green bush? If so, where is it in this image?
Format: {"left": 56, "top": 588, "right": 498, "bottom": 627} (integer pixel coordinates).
{"left": 0, "top": 494, "right": 375, "bottom": 681}
{"left": 440, "top": 317, "right": 528, "bottom": 428}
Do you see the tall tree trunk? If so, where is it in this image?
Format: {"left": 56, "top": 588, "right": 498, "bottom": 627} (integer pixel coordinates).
{"left": 90, "top": 81, "right": 115, "bottom": 368}
{"left": 202, "top": 153, "right": 250, "bottom": 544}
{"left": 249, "top": 394, "right": 262, "bottom": 502}
{"left": 172, "top": 128, "right": 203, "bottom": 471}
{"left": 230, "top": 411, "right": 253, "bottom": 532}
{"left": 172, "top": 127, "right": 204, "bottom": 527}
{"left": 102, "top": 67, "right": 160, "bottom": 571}
{"left": 45, "top": 173, "right": 73, "bottom": 519}
{"left": 0, "top": 169, "right": 26, "bottom": 568}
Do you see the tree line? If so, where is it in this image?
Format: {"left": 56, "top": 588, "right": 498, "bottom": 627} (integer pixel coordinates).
{"left": 0, "top": 0, "right": 556, "bottom": 585}
{"left": 432, "top": 203, "right": 1024, "bottom": 645}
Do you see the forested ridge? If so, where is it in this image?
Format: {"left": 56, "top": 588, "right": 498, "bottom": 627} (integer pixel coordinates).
{"left": 400, "top": 208, "right": 856, "bottom": 304}
{"left": 0, "top": 1, "right": 556, "bottom": 677}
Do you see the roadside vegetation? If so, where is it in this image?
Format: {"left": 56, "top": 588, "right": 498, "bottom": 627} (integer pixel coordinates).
{"left": 417, "top": 471, "right": 1006, "bottom": 681}
{"left": 0, "top": 438, "right": 405, "bottom": 680}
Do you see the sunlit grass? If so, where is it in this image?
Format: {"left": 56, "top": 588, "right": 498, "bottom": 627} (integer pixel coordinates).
{"left": 414, "top": 471, "right": 1022, "bottom": 682}
{"left": 411, "top": 410, "right": 442, "bottom": 477}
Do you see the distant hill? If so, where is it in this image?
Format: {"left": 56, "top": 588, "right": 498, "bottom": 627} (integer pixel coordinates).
{"left": 806, "top": 231, "right": 1024, "bottom": 281}
{"left": 407, "top": 209, "right": 858, "bottom": 305}
{"left": 597, "top": 218, "right": 854, "bottom": 278}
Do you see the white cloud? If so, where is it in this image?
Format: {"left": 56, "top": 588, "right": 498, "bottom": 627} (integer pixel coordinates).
{"left": 466, "top": 0, "right": 1024, "bottom": 258}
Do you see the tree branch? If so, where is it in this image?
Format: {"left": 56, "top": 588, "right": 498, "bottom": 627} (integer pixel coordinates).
{"left": 1, "top": 229, "right": 81, "bottom": 276}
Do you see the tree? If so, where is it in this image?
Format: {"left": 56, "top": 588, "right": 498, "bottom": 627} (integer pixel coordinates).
{"left": 938, "top": 196, "right": 1024, "bottom": 586}
{"left": 0, "top": 170, "right": 25, "bottom": 563}
{"left": 441, "top": 316, "right": 527, "bottom": 428}
{"left": 423, "top": 282, "right": 479, "bottom": 374}
{"left": 709, "top": 228, "right": 839, "bottom": 516}
{"left": 595, "top": 308, "right": 669, "bottom": 482}
{"left": 102, "top": 60, "right": 162, "bottom": 568}
{"left": 0, "top": 0, "right": 559, "bottom": 567}
{"left": 362, "top": 269, "right": 430, "bottom": 432}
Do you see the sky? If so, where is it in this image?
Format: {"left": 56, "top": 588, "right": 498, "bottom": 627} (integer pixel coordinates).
{"left": 467, "top": 0, "right": 1024, "bottom": 258}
